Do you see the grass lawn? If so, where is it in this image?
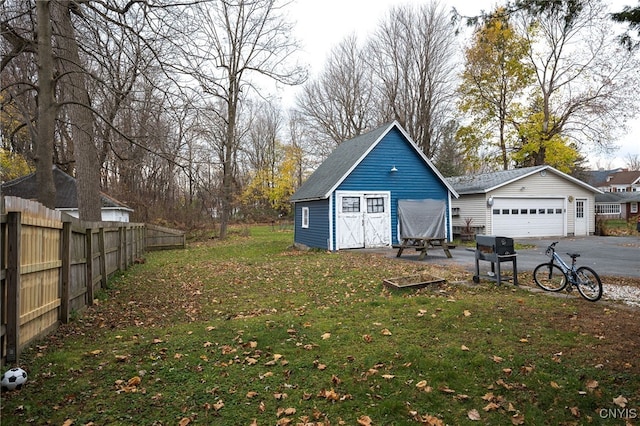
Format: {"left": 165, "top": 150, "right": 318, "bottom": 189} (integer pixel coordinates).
{"left": 2, "top": 226, "right": 638, "bottom": 425}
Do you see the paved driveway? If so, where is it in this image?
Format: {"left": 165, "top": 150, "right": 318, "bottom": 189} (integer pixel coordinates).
{"left": 375, "top": 236, "right": 640, "bottom": 278}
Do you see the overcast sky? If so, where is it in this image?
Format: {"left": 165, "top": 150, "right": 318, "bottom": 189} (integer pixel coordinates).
{"left": 283, "top": 0, "right": 639, "bottom": 169}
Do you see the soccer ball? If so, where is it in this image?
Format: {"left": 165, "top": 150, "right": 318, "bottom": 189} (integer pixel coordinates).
{"left": 1, "top": 367, "right": 28, "bottom": 391}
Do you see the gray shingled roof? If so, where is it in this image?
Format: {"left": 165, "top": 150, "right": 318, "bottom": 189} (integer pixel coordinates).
{"left": 447, "top": 166, "right": 547, "bottom": 194}
{"left": 596, "top": 192, "right": 640, "bottom": 203}
{"left": 1, "top": 166, "right": 132, "bottom": 210}
{"left": 447, "top": 165, "right": 602, "bottom": 195}
{"left": 290, "top": 122, "right": 394, "bottom": 201}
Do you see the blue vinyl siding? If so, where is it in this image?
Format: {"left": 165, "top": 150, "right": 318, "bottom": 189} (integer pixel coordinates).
{"left": 294, "top": 200, "right": 330, "bottom": 249}
{"left": 335, "top": 128, "right": 450, "bottom": 244}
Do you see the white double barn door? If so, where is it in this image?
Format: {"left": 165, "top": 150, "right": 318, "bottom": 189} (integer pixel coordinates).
{"left": 336, "top": 191, "right": 391, "bottom": 249}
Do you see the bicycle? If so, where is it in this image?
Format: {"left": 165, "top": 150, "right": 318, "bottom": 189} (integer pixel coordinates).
{"left": 533, "top": 241, "right": 603, "bottom": 302}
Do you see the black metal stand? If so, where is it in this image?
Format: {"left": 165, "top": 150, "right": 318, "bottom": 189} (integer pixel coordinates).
{"left": 473, "top": 251, "right": 518, "bottom": 286}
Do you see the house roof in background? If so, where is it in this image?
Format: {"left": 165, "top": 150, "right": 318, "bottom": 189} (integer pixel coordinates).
{"left": 1, "top": 166, "right": 132, "bottom": 210}
{"left": 290, "top": 121, "right": 457, "bottom": 202}
{"left": 595, "top": 192, "right": 640, "bottom": 203}
{"left": 447, "top": 165, "right": 602, "bottom": 195}
{"left": 606, "top": 170, "right": 640, "bottom": 186}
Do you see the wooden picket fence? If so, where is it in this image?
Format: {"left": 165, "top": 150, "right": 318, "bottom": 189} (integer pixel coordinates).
{"left": 0, "top": 196, "right": 185, "bottom": 365}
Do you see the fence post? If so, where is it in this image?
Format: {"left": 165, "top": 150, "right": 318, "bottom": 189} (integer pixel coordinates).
{"left": 98, "top": 227, "right": 107, "bottom": 288}
{"left": 60, "top": 221, "right": 71, "bottom": 323}
{"left": 86, "top": 229, "right": 94, "bottom": 305}
{"left": 6, "top": 211, "right": 21, "bottom": 363}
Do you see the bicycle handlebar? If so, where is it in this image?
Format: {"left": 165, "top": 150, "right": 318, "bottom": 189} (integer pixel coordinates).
{"left": 545, "top": 241, "right": 559, "bottom": 257}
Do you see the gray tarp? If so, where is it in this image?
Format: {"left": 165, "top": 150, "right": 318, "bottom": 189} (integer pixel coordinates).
{"left": 398, "top": 199, "right": 446, "bottom": 239}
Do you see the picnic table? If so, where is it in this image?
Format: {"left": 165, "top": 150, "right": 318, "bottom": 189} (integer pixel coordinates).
{"left": 393, "top": 237, "right": 453, "bottom": 261}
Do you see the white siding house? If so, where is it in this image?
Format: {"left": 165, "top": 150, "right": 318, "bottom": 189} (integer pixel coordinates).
{"left": 447, "top": 166, "right": 602, "bottom": 238}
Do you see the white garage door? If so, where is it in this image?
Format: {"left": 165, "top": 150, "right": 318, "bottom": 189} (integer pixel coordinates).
{"left": 492, "top": 198, "right": 565, "bottom": 237}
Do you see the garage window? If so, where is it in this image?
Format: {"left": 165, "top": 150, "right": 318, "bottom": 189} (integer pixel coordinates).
{"left": 302, "top": 207, "right": 309, "bottom": 228}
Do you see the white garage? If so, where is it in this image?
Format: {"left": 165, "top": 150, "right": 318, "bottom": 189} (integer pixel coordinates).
{"left": 448, "top": 166, "right": 602, "bottom": 238}
{"left": 491, "top": 197, "right": 565, "bottom": 237}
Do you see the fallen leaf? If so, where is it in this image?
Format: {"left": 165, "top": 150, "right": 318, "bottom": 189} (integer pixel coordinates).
{"left": 461, "top": 345, "right": 470, "bottom": 351}
{"left": 492, "top": 355, "right": 504, "bottom": 363}
{"left": 439, "top": 386, "right": 456, "bottom": 393}
{"left": 550, "top": 381, "right": 561, "bottom": 389}
{"left": 381, "top": 328, "right": 392, "bottom": 336}
{"left": 585, "top": 379, "right": 599, "bottom": 391}
{"left": 570, "top": 406, "right": 580, "bottom": 417}
{"left": 519, "top": 338, "right": 528, "bottom": 343}
{"left": 357, "top": 415, "right": 373, "bottom": 426}
{"left": 613, "top": 395, "right": 628, "bottom": 408}
{"left": 62, "top": 420, "right": 73, "bottom": 426}
{"left": 90, "top": 349, "right": 102, "bottom": 355}
{"left": 178, "top": 418, "right": 190, "bottom": 426}
{"left": 483, "top": 402, "right": 500, "bottom": 412}
{"left": 467, "top": 409, "right": 481, "bottom": 421}
{"left": 520, "top": 365, "right": 534, "bottom": 375}
{"left": 502, "top": 368, "right": 512, "bottom": 376}
{"left": 463, "top": 310, "right": 472, "bottom": 317}
{"left": 128, "top": 376, "right": 141, "bottom": 386}
{"left": 321, "top": 332, "right": 331, "bottom": 340}
{"left": 381, "top": 374, "right": 395, "bottom": 379}
{"left": 213, "top": 400, "right": 224, "bottom": 411}
{"left": 362, "top": 334, "right": 373, "bottom": 343}
{"left": 481, "top": 392, "right": 495, "bottom": 401}
{"left": 511, "top": 414, "right": 525, "bottom": 425}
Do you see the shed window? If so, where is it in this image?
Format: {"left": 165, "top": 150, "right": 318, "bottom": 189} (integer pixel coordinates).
{"left": 342, "top": 197, "right": 360, "bottom": 212}
{"left": 367, "top": 197, "right": 385, "bottom": 213}
{"left": 301, "top": 207, "right": 309, "bottom": 228}
{"left": 632, "top": 202, "right": 638, "bottom": 214}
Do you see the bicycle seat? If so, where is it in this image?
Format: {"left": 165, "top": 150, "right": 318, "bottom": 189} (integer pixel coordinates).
{"left": 567, "top": 253, "right": 580, "bottom": 259}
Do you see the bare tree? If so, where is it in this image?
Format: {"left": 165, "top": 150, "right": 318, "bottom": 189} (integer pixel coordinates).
{"left": 183, "top": 0, "right": 306, "bottom": 238}
{"left": 296, "top": 34, "right": 376, "bottom": 151}
{"left": 368, "top": 2, "right": 458, "bottom": 157}
{"left": 514, "top": 0, "right": 640, "bottom": 164}
{"left": 625, "top": 153, "right": 640, "bottom": 171}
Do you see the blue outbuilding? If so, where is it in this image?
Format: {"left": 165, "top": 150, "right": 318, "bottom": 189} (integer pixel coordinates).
{"left": 290, "top": 121, "right": 458, "bottom": 251}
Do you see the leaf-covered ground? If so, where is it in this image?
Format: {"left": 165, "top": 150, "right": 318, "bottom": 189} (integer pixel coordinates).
{"left": 2, "top": 227, "right": 638, "bottom": 425}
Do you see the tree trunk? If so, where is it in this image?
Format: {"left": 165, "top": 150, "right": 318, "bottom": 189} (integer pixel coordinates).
{"left": 52, "top": 0, "right": 102, "bottom": 221}
{"left": 35, "top": 0, "right": 56, "bottom": 209}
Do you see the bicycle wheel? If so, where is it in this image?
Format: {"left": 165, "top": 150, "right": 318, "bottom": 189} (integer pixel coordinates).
{"left": 533, "top": 263, "right": 567, "bottom": 291}
{"left": 575, "top": 266, "right": 603, "bottom": 302}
